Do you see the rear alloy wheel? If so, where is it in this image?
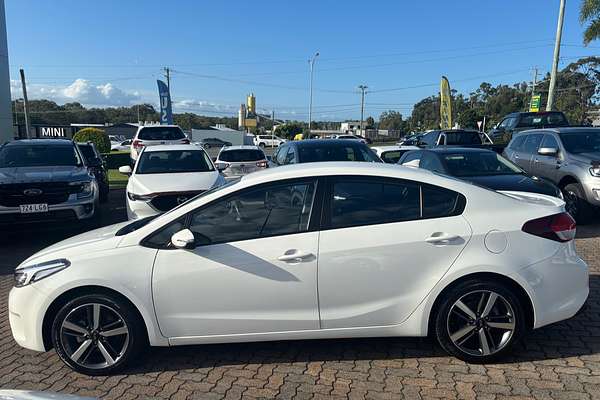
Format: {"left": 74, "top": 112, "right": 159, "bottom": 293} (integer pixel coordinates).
{"left": 435, "top": 281, "right": 525, "bottom": 363}
{"left": 52, "top": 294, "right": 145, "bottom": 375}
{"left": 563, "top": 183, "right": 593, "bottom": 223}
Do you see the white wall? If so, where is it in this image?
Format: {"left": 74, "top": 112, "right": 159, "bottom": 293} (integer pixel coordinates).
{"left": 0, "top": 0, "right": 11, "bottom": 143}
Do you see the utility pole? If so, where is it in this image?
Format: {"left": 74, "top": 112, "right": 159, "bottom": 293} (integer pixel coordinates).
{"left": 546, "top": 0, "right": 566, "bottom": 111}
{"left": 308, "top": 52, "right": 319, "bottom": 138}
{"left": 19, "top": 68, "right": 30, "bottom": 139}
{"left": 358, "top": 85, "right": 368, "bottom": 136}
{"left": 531, "top": 67, "right": 539, "bottom": 98}
{"left": 271, "top": 110, "right": 275, "bottom": 149}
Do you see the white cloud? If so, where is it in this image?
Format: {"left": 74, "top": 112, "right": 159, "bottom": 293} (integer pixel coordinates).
{"left": 10, "top": 78, "right": 140, "bottom": 107}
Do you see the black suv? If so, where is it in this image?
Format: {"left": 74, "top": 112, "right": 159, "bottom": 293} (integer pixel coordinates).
{"left": 488, "top": 111, "right": 569, "bottom": 145}
{"left": 77, "top": 142, "right": 109, "bottom": 202}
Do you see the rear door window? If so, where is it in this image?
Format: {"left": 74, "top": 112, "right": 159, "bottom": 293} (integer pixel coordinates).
{"left": 521, "top": 134, "right": 543, "bottom": 154}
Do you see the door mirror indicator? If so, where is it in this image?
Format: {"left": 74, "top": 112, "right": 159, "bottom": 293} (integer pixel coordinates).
{"left": 538, "top": 147, "right": 558, "bottom": 157}
{"left": 171, "top": 229, "right": 196, "bottom": 249}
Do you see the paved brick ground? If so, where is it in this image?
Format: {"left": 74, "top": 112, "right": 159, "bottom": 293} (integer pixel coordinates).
{"left": 1, "top": 194, "right": 599, "bottom": 399}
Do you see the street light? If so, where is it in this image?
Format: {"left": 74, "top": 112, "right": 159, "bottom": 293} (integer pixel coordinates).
{"left": 308, "top": 52, "right": 319, "bottom": 138}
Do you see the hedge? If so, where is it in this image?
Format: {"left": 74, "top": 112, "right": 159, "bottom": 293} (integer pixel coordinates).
{"left": 73, "top": 127, "right": 111, "bottom": 154}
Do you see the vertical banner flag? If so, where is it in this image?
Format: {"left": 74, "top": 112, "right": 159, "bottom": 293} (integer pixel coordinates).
{"left": 157, "top": 80, "right": 173, "bottom": 125}
{"left": 440, "top": 76, "right": 452, "bottom": 129}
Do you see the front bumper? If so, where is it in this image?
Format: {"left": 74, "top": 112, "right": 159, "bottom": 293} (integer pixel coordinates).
{"left": 0, "top": 194, "right": 96, "bottom": 223}
{"left": 126, "top": 197, "right": 159, "bottom": 220}
{"left": 581, "top": 176, "right": 600, "bottom": 206}
{"left": 512, "top": 243, "right": 589, "bottom": 329}
{"left": 9, "top": 284, "right": 50, "bottom": 352}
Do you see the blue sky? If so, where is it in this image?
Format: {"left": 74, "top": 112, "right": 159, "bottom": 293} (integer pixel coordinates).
{"left": 5, "top": 0, "right": 600, "bottom": 121}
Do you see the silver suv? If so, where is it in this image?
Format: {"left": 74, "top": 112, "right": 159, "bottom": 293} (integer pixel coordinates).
{"left": 503, "top": 127, "right": 600, "bottom": 221}
{"left": 0, "top": 139, "right": 99, "bottom": 224}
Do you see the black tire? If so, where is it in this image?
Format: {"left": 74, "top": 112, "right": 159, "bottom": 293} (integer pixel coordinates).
{"left": 563, "top": 183, "right": 593, "bottom": 223}
{"left": 51, "top": 293, "right": 146, "bottom": 375}
{"left": 434, "top": 279, "right": 526, "bottom": 364}
{"left": 259, "top": 142, "right": 266, "bottom": 148}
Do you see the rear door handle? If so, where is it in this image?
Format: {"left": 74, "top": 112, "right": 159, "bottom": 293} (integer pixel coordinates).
{"left": 278, "top": 250, "right": 314, "bottom": 262}
{"left": 425, "top": 233, "right": 460, "bottom": 244}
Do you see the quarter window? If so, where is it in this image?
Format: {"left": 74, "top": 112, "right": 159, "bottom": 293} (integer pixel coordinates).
{"left": 188, "top": 180, "right": 317, "bottom": 244}
{"left": 422, "top": 185, "right": 462, "bottom": 219}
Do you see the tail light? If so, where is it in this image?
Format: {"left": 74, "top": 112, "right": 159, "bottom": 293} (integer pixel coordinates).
{"left": 132, "top": 139, "right": 144, "bottom": 150}
{"left": 522, "top": 212, "right": 576, "bottom": 242}
{"left": 256, "top": 160, "right": 268, "bottom": 168}
{"left": 181, "top": 138, "right": 190, "bottom": 144}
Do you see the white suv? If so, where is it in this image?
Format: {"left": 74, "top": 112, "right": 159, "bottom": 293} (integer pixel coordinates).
{"left": 254, "top": 135, "right": 286, "bottom": 148}
{"left": 130, "top": 125, "right": 189, "bottom": 162}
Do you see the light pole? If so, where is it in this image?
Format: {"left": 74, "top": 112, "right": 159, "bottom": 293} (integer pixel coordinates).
{"left": 546, "top": 0, "right": 566, "bottom": 111}
{"left": 308, "top": 52, "right": 319, "bottom": 138}
{"left": 358, "top": 85, "right": 368, "bottom": 136}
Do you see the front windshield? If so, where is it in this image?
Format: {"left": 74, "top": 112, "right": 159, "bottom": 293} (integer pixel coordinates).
{"left": 560, "top": 131, "right": 600, "bottom": 154}
{"left": 0, "top": 144, "right": 81, "bottom": 168}
{"left": 443, "top": 152, "right": 522, "bottom": 177}
{"left": 136, "top": 150, "right": 214, "bottom": 174}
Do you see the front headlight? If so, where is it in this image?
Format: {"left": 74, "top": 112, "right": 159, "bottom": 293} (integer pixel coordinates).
{"left": 127, "top": 192, "right": 154, "bottom": 201}
{"left": 590, "top": 165, "right": 600, "bottom": 177}
{"left": 14, "top": 259, "right": 70, "bottom": 288}
{"left": 71, "top": 181, "right": 94, "bottom": 198}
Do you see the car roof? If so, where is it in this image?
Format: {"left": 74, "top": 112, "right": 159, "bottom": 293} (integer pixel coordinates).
{"left": 142, "top": 144, "right": 203, "bottom": 152}
{"left": 513, "top": 127, "right": 600, "bottom": 136}
{"left": 371, "top": 145, "right": 419, "bottom": 152}
{"left": 138, "top": 124, "right": 180, "bottom": 129}
{"left": 289, "top": 139, "right": 366, "bottom": 148}
{"left": 424, "top": 147, "right": 497, "bottom": 154}
{"left": 7, "top": 139, "right": 73, "bottom": 146}
{"left": 220, "top": 145, "right": 261, "bottom": 151}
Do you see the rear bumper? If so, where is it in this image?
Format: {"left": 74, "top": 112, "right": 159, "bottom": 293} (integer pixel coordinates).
{"left": 511, "top": 244, "right": 589, "bottom": 329}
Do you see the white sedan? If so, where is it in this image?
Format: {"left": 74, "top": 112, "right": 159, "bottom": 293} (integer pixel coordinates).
{"left": 371, "top": 145, "right": 420, "bottom": 164}
{"left": 119, "top": 144, "right": 225, "bottom": 219}
{"left": 9, "top": 162, "right": 588, "bottom": 375}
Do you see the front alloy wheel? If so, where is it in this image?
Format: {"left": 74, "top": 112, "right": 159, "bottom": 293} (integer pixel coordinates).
{"left": 435, "top": 281, "right": 525, "bottom": 363}
{"left": 52, "top": 294, "right": 145, "bottom": 375}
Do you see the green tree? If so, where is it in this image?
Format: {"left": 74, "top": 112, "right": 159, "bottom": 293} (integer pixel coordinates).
{"left": 275, "top": 121, "right": 305, "bottom": 139}
{"left": 378, "top": 110, "right": 405, "bottom": 131}
{"left": 73, "top": 127, "right": 111, "bottom": 154}
{"left": 365, "top": 116, "right": 375, "bottom": 128}
{"left": 580, "top": 0, "right": 600, "bottom": 44}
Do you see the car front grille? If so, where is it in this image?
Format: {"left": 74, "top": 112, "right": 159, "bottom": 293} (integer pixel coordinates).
{"left": 0, "top": 182, "right": 81, "bottom": 207}
{"left": 150, "top": 191, "right": 205, "bottom": 212}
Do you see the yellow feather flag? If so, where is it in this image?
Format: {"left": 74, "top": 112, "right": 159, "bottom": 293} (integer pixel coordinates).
{"left": 440, "top": 76, "right": 452, "bottom": 129}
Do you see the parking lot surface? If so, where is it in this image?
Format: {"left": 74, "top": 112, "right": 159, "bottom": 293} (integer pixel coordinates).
{"left": 1, "top": 189, "right": 599, "bottom": 399}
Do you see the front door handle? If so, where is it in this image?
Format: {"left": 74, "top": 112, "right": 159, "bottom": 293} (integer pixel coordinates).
{"left": 425, "top": 233, "right": 460, "bottom": 244}
{"left": 278, "top": 250, "right": 314, "bottom": 262}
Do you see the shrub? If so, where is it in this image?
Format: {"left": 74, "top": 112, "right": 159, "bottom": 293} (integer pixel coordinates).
{"left": 73, "top": 127, "right": 111, "bottom": 154}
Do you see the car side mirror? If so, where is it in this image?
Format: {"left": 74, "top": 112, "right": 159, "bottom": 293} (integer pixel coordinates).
{"left": 538, "top": 147, "right": 558, "bottom": 157}
{"left": 215, "top": 162, "right": 229, "bottom": 171}
{"left": 118, "top": 165, "right": 132, "bottom": 175}
{"left": 171, "top": 229, "right": 196, "bottom": 249}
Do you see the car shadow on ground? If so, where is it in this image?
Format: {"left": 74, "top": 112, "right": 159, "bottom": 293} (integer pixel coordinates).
{"left": 124, "top": 273, "right": 600, "bottom": 375}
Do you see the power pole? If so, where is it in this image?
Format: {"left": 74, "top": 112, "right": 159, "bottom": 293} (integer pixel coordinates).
{"left": 308, "top": 52, "right": 319, "bottom": 138}
{"left": 19, "top": 68, "right": 30, "bottom": 139}
{"left": 531, "top": 67, "right": 539, "bottom": 98}
{"left": 358, "top": 85, "right": 368, "bottom": 136}
{"left": 271, "top": 110, "right": 275, "bottom": 149}
{"left": 546, "top": 0, "right": 566, "bottom": 111}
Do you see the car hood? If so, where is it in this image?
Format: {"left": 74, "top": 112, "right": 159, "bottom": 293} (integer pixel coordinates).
{"left": 462, "top": 174, "right": 559, "bottom": 197}
{"left": 568, "top": 152, "right": 600, "bottom": 164}
{"left": 18, "top": 221, "right": 133, "bottom": 268}
{"left": 130, "top": 171, "right": 220, "bottom": 194}
{"left": 0, "top": 166, "right": 91, "bottom": 184}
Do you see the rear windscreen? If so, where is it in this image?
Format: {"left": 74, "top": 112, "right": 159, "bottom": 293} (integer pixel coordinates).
{"left": 138, "top": 127, "right": 185, "bottom": 141}
{"left": 219, "top": 149, "right": 265, "bottom": 162}
{"left": 516, "top": 113, "right": 568, "bottom": 128}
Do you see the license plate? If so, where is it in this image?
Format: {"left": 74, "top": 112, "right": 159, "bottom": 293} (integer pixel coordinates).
{"left": 20, "top": 203, "right": 49, "bottom": 214}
